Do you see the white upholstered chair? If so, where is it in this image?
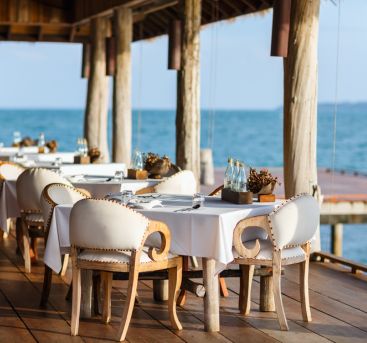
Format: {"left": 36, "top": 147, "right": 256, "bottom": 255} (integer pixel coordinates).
{"left": 16, "top": 168, "right": 72, "bottom": 273}
{"left": 136, "top": 170, "right": 197, "bottom": 195}
{"left": 232, "top": 194, "right": 320, "bottom": 330}
{"left": 0, "top": 161, "right": 25, "bottom": 181}
{"left": 39, "top": 183, "right": 90, "bottom": 306}
{"left": 70, "top": 199, "right": 183, "bottom": 341}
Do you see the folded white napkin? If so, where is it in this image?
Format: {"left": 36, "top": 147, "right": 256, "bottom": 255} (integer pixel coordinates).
{"left": 128, "top": 199, "right": 163, "bottom": 209}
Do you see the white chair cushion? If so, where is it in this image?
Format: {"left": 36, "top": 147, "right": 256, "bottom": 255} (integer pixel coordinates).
{"left": 0, "top": 163, "right": 24, "bottom": 180}
{"left": 233, "top": 239, "right": 306, "bottom": 261}
{"left": 155, "top": 170, "right": 197, "bottom": 195}
{"left": 70, "top": 199, "right": 149, "bottom": 251}
{"left": 269, "top": 194, "right": 320, "bottom": 250}
{"left": 78, "top": 247, "right": 176, "bottom": 264}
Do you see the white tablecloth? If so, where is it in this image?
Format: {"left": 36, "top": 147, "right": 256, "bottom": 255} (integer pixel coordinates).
{"left": 44, "top": 197, "right": 281, "bottom": 273}
{"left": 0, "top": 178, "right": 158, "bottom": 232}
{"left": 0, "top": 179, "right": 20, "bottom": 232}
{"left": 60, "top": 163, "right": 126, "bottom": 177}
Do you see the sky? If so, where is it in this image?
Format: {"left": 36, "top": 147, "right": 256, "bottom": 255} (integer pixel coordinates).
{"left": 0, "top": 0, "right": 366, "bottom": 110}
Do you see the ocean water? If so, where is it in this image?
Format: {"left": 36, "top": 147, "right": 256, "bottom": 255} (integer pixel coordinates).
{"left": 0, "top": 105, "right": 366, "bottom": 263}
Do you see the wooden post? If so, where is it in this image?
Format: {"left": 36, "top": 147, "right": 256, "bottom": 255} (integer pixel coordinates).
{"left": 176, "top": 0, "right": 201, "bottom": 185}
{"left": 81, "top": 42, "right": 91, "bottom": 78}
{"left": 168, "top": 20, "right": 182, "bottom": 70}
{"left": 84, "top": 17, "right": 110, "bottom": 163}
{"left": 283, "top": 0, "right": 320, "bottom": 198}
{"left": 331, "top": 223, "right": 343, "bottom": 256}
{"left": 112, "top": 7, "right": 132, "bottom": 165}
{"left": 106, "top": 36, "right": 116, "bottom": 76}
{"left": 271, "top": 0, "right": 291, "bottom": 57}
{"left": 203, "top": 257, "right": 219, "bottom": 332}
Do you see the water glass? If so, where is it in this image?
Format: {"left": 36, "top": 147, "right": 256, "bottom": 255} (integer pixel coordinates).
{"left": 121, "top": 190, "right": 133, "bottom": 205}
{"left": 0, "top": 142, "right": 4, "bottom": 150}
{"left": 132, "top": 150, "right": 143, "bottom": 170}
{"left": 13, "top": 131, "right": 21, "bottom": 144}
{"left": 115, "top": 170, "right": 124, "bottom": 182}
{"left": 54, "top": 157, "right": 62, "bottom": 167}
{"left": 192, "top": 193, "right": 205, "bottom": 208}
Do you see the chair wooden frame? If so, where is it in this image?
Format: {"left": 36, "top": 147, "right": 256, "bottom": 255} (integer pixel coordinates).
{"left": 232, "top": 214, "right": 312, "bottom": 331}
{"left": 40, "top": 183, "right": 90, "bottom": 307}
{"left": 70, "top": 212, "right": 183, "bottom": 342}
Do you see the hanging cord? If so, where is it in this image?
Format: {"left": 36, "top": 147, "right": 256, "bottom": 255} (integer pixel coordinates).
{"left": 136, "top": 23, "right": 144, "bottom": 150}
{"left": 331, "top": 0, "right": 342, "bottom": 193}
{"left": 207, "top": 0, "right": 219, "bottom": 149}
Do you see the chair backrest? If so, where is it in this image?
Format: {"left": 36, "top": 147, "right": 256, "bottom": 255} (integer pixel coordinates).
{"left": 70, "top": 198, "right": 149, "bottom": 251}
{"left": 0, "top": 162, "right": 25, "bottom": 180}
{"left": 154, "top": 170, "right": 197, "bottom": 195}
{"left": 40, "top": 183, "right": 89, "bottom": 231}
{"left": 268, "top": 194, "right": 320, "bottom": 250}
{"left": 16, "top": 168, "right": 72, "bottom": 213}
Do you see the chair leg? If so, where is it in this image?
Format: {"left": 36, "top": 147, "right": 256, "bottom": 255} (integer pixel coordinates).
{"left": 177, "top": 256, "right": 189, "bottom": 306}
{"left": 21, "top": 220, "right": 31, "bottom": 273}
{"left": 300, "top": 244, "right": 312, "bottom": 322}
{"left": 60, "top": 254, "right": 69, "bottom": 276}
{"left": 40, "top": 265, "right": 53, "bottom": 307}
{"left": 117, "top": 262, "right": 139, "bottom": 341}
{"left": 219, "top": 277, "right": 229, "bottom": 297}
{"left": 272, "top": 251, "right": 288, "bottom": 331}
{"left": 102, "top": 272, "right": 112, "bottom": 324}
{"left": 30, "top": 237, "right": 39, "bottom": 261}
{"left": 239, "top": 264, "right": 254, "bottom": 315}
{"left": 71, "top": 265, "right": 81, "bottom": 336}
{"left": 168, "top": 260, "right": 183, "bottom": 331}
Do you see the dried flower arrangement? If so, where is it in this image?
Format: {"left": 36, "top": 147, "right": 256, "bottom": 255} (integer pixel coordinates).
{"left": 144, "top": 152, "right": 172, "bottom": 178}
{"left": 88, "top": 147, "right": 101, "bottom": 163}
{"left": 247, "top": 168, "right": 280, "bottom": 194}
{"left": 46, "top": 140, "right": 58, "bottom": 153}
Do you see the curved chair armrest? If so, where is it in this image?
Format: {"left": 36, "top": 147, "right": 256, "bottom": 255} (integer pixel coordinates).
{"left": 141, "top": 220, "right": 171, "bottom": 262}
{"left": 135, "top": 186, "right": 156, "bottom": 195}
{"left": 208, "top": 184, "right": 224, "bottom": 196}
{"left": 233, "top": 215, "right": 270, "bottom": 258}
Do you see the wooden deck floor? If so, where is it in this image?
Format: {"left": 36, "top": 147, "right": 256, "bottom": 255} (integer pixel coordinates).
{"left": 0, "top": 234, "right": 366, "bottom": 343}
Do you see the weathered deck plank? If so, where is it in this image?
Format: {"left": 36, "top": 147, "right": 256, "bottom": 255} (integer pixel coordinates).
{"left": 0, "top": 233, "right": 366, "bottom": 343}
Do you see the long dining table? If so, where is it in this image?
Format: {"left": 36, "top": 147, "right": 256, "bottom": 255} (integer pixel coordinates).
{"left": 44, "top": 194, "right": 281, "bottom": 332}
{"left": 0, "top": 167, "right": 158, "bottom": 232}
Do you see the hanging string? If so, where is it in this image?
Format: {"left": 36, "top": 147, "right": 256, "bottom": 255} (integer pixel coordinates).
{"left": 136, "top": 22, "right": 144, "bottom": 150}
{"left": 331, "top": 0, "right": 342, "bottom": 193}
{"left": 207, "top": 0, "right": 219, "bottom": 149}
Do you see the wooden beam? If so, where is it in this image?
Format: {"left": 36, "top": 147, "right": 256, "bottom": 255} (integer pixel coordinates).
{"left": 238, "top": 0, "right": 256, "bottom": 11}
{"left": 176, "top": 0, "right": 201, "bottom": 185}
{"left": 37, "top": 26, "right": 44, "bottom": 41}
{"left": 84, "top": 17, "right": 110, "bottom": 162}
{"left": 112, "top": 7, "right": 132, "bottom": 164}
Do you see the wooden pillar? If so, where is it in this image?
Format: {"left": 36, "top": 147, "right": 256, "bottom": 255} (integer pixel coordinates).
{"left": 176, "top": 0, "right": 201, "bottom": 185}
{"left": 331, "top": 223, "right": 343, "bottom": 256}
{"left": 81, "top": 43, "right": 91, "bottom": 78}
{"left": 271, "top": 0, "right": 291, "bottom": 57}
{"left": 112, "top": 7, "right": 132, "bottom": 165}
{"left": 84, "top": 17, "right": 110, "bottom": 163}
{"left": 283, "top": 0, "right": 320, "bottom": 198}
{"left": 168, "top": 20, "right": 182, "bottom": 70}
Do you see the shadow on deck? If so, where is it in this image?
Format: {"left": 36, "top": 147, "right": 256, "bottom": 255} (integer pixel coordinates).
{"left": 0, "top": 233, "right": 366, "bottom": 343}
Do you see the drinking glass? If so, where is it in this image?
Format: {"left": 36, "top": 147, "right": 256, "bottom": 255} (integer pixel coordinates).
{"left": 121, "top": 190, "right": 133, "bottom": 205}
{"left": 132, "top": 150, "right": 143, "bottom": 170}
{"left": 0, "top": 142, "right": 4, "bottom": 150}
{"left": 192, "top": 193, "right": 205, "bottom": 208}
{"left": 54, "top": 157, "right": 62, "bottom": 167}
{"left": 115, "top": 170, "right": 124, "bottom": 182}
{"left": 13, "top": 131, "right": 21, "bottom": 145}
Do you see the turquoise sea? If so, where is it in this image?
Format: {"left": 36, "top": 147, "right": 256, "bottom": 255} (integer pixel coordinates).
{"left": 0, "top": 105, "right": 366, "bottom": 263}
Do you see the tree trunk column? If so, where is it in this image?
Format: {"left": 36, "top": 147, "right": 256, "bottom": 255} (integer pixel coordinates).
{"left": 176, "top": 0, "right": 201, "bottom": 185}
{"left": 283, "top": 0, "right": 320, "bottom": 197}
{"left": 84, "top": 17, "right": 110, "bottom": 163}
{"left": 112, "top": 7, "right": 132, "bottom": 165}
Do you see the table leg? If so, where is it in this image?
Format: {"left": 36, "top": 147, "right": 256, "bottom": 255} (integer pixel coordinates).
{"left": 203, "top": 258, "right": 220, "bottom": 332}
{"left": 260, "top": 266, "right": 275, "bottom": 312}
{"left": 80, "top": 269, "right": 93, "bottom": 318}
